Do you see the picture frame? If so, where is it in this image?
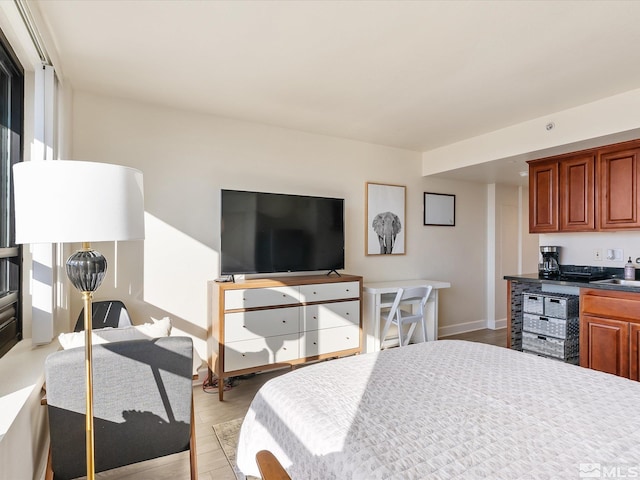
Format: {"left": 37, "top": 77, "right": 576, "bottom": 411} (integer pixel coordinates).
{"left": 424, "top": 192, "right": 455, "bottom": 226}
{"left": 366, "top": 182, "right": 406, "bottom": 255}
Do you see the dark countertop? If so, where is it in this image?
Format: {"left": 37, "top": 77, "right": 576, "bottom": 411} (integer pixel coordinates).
{"left": 504, "top": 273, "right": 640, "bottom": 293}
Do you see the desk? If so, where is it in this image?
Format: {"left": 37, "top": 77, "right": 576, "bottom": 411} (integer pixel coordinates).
{"left": 363, "top": 279, "right": 451, "bottom": 353}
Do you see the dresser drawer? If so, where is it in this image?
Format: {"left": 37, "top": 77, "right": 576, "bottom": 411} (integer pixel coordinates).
{"left": 302, "top": 300, "right": 359, "bottom": 331}
{"left": 301, "top": 324, "right": 360, "bottom": 357}
{"left": 225, "top": 286, "right": 300, "bottom": 310}
{"left": 299, "top": 281, "right": 359, "bottom": 303}
{"left": 224, "top": 307, "right": 300, "bottom": 342}
{"left": 224, "top": 334, "right": 300, "bottom": 372}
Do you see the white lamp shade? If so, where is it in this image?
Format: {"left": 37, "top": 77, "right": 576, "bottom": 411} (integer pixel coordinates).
{"left": 13, "top": 160, "right": 145, "bottom": 244}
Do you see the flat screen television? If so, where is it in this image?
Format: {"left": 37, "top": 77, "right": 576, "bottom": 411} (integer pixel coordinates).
{"left": 220, "top": 189, "right": 345, "bottom": 275}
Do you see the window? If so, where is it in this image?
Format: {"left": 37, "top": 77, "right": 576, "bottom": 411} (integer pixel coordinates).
{"left": 0, "top": 29, "right": 23, "bottom": 358}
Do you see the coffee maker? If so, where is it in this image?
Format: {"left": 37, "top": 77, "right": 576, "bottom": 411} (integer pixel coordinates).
{"left": 539, "top": 246, "right": 561, "bottom": 278}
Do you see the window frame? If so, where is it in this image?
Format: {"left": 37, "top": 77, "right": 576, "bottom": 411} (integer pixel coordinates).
{"left": 0, "top": 27, "right": 24, "bottom": 358}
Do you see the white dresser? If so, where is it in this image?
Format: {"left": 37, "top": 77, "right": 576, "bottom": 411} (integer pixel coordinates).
{"left": 208, "top": 274, "right": 362, "bottom": 400}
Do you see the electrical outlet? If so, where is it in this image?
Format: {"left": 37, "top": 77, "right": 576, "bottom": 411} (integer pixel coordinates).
{"left": 593, "top": 249, "right": 602, "bottom": 261}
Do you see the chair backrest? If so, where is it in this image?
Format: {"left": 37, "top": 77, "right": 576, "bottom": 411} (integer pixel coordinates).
{"left": 74, "top": 300, "right": 132, "bottom": 332}
{"left": 389, "top": 286, "right": 433, "bottom": 320}
{"left": 45, "top": 337, "right": 193, "bottom": 479}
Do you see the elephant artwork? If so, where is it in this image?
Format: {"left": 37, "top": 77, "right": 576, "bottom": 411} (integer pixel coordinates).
{"left": 372, "top": 211, "right": 401, "bottom": 254}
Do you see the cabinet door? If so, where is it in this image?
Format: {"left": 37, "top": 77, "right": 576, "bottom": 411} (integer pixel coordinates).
{"left": 559, "top": 154, "right": 595, "bottom": 231}
{"left": 598, "top": 147, "right": 640, "bottom": 229}
{"left": 529, "top": 161, "right": 558, "bottom": 233}
{"left": 580, "top": 314, "right": 629, "bottom": 378}
{"left": 630, "top": 323, "right": 640, "bottom": 381}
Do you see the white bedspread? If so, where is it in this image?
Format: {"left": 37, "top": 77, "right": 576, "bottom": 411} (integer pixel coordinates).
{"left": 237, "top": 340, "right": 640, "bottom": 479}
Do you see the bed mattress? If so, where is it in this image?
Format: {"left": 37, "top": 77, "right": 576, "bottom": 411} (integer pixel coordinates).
{"left": 237, "top": 340, "right": 640, "bottom": 479}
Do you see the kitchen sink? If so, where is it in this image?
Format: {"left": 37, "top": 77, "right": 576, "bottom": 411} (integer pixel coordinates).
{"left": 590, "top": 278, "right": 640, "bottom": 287}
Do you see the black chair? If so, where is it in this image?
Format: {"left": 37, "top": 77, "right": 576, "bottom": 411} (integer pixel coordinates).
{"left": 44, "top": 336, "right": 197, "bottom": 479}
{"left": 73, "top": 300, "right": 132, "bottom": 332}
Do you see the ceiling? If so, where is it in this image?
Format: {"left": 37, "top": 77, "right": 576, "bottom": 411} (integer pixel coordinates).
{"left": 32, "top": 0, "right": 640, "bottom": 184}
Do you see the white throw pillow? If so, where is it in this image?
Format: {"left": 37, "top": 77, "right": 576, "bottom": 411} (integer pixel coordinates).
{"left": 58, "top": 317, "right": 203, "bottom": 375}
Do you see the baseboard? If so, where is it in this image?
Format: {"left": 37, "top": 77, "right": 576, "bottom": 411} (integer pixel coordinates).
{"left": 438, "top": 318, "right": 507, "bottom": 338}
{"left": 438, "top": 319, "right": 487, "bottom": 338}
{"left": 487, "top": 318, "right": 507, "bottom": 330}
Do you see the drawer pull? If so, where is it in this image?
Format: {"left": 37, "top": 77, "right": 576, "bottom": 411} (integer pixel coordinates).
{"left": 313, "top": 291, "right": 317, "bottom": 295}
{"left": 346, "top": 312, "right": 349, "bottom": 316}
{"left": 313, "top": 342, "right": 317, "bottom": 345}
{"left": 550, "top": 299, "right": 560, "bottom": 304}
{"left": 537, "top": 335, "right": 547, "bottom": 340}
{"left": 313, "top": 316, "right": 317, "bottom": 320}
{"left": 283, "top": 347, "right": 287, "bottom": 350}
{"left": 282, "top": 320, "right": 286, "bottom": 323}
{"left": 346, "top": 337, "right": 350, "bottom": 340}
{"left": 242, "top": 353, "right": 246, "bottom": 357}
{"left": 243, "top": 325, "right": 247, "bottom": 328}
{"left": 346, "top": 289, "right": 350, "bottom": 292}
{"left": 540, "top": 317, "right": 548, "bottom": 322}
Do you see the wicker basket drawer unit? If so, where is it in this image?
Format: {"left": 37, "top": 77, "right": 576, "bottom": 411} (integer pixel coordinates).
{"left": 523, "top": 294, "right": 545, "bottom": 315}
{"left": 522, "top": 331, "right": 579, "bottom": 360}
{"left": 543, "top": 294, "right": 579, "bottom": 319}
{"left": 522, "top": 313, "right": 579, "bottom": 340}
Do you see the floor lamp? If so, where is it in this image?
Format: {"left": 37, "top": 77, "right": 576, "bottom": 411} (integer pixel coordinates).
{"left": 12, "top": 160, "right": 145, "bottom": 480}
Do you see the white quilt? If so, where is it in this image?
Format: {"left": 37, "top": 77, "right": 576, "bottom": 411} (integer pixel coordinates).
{"left": 237, "top": 340, "right": 640, "bottom": 479}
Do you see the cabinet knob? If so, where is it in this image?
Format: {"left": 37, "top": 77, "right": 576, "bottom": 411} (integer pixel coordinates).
{"left": 313, "top": 316, "right": 317, "bottom": 320}
{"left": 346, "top": 337, "right": 350, "bottom": 340}
{"left": 242, "top": 353, "right": 246, "bottom": 357}
{"left": 242, "top": 325, "right": 247, "bottom": 328}
{"left": 282, "top": 320, "right": 286, "bottom": 323}
{"left": 313, "top": 291, "right": 317, "bottom": 295}
{"left": 346, "top": 289, "right": 350, "bottom": 292}
{"left": 283, "top": 347, "right": 287, "bottom": 350}
{"left": 346, "top": 312, "right": 349, "bottom": 316}
{"left": 313, "top": 342, "right": 317, "bottom": 345}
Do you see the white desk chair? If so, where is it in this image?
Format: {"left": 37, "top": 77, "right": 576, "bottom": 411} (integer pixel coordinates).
{"left": 380, "top": 286, "right": 433, "bottom": 347}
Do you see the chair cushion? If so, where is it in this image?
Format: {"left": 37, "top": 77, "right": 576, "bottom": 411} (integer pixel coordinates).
{"left": 58, "top": 317, "right": 204, "bottom": 375}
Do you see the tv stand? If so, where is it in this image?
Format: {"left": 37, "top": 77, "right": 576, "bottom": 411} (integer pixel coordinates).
{"left": 208, "top": 274, "right": 362, "bottom": 400}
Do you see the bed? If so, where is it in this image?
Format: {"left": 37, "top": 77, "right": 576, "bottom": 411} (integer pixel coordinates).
{"left": 237, "top": 340, "right": 640, "bottom": 479}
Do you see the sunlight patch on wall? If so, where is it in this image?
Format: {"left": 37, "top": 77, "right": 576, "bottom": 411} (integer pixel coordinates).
{"left": 143, "top": 213, "right": 218, "bottom": 329}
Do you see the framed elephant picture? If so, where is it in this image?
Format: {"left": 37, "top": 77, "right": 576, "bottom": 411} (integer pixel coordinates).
{"left": 366, "top": 182, "right": 406, "bottom": 255}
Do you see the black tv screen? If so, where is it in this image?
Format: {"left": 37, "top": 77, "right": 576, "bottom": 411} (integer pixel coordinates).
{"left": 221, "top": 189, "right": 345, "bottom": 275}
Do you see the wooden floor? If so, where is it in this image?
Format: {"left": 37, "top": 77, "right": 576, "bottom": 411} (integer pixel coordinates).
{"left": 92, "top": 328, "right": 506, "bottom": 479}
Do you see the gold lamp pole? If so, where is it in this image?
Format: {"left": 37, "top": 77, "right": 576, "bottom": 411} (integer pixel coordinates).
{"left": 66, "top": 242, "right": 108, "bottom": 480}
{"left": 12, "top": 160, "right": 145, "bottom": 480}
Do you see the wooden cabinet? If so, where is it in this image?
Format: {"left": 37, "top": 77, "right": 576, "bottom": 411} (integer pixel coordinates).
{"left": 598, "top": 145, "right": 640, "bottom": 229}
{"left": 209, "top": 274, "right": 362, "bottom": 400}
{"left": 528, "top": 139, "right": 640, "bottom": 233}
{"left": 560, "top": 153, "right": 595, "bottom": 231}
{"left": 580, "top": 288, "right": 640, "bottom": 380}
{"left": 529, "top": 160, "right": 558, "bottom": 232}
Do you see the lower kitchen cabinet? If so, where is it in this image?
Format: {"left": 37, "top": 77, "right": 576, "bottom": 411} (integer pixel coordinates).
{"left": 580, "top": 288, "right": 640, "bottom": 380}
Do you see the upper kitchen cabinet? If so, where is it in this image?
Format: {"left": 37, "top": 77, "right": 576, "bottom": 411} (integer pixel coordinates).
{"left": 528, "top": 139, "right": 640, "bottom": 233}
{"left": 598, "top": 144, "right": 640, "bottom": 230}
{"left": 560, "top": 153, "right": 596, "bottom": 231}
{"left": 529, "top": 160, "right": 559, "bottom": 232}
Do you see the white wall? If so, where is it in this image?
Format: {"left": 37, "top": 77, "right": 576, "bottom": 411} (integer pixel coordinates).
{"left": 70, "top": 91, "right": 491, "bottom": 357}
{"left": 540, "top": 231, "right": 640, "bottom": 270}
